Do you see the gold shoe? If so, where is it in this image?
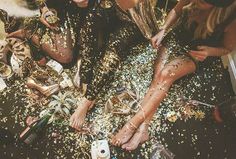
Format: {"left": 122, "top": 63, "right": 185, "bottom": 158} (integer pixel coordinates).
{"left": 21, "top": 58, "right": 44, "bottom": 77}
{"left": 26, "top": 77, "right": 59, "bottom": 97}
{"left": 73, "top": 58, "right": 82, "bottom": 89}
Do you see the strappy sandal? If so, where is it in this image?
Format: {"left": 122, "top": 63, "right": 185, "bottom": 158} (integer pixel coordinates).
{"left": 132, "top": 122, "right": 149, "bottom": 144}
{"left": 105, "top": 89, "right": 138, "bottom": 114}
{"left": 26, "top": 76, "right": 59, "bottom": 97}
{"left": 21, "top": 57, "right": 46, "bottom": 77}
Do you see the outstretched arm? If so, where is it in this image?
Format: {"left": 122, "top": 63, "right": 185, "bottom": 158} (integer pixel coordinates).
{"left": 162, "top": 0, "right": 190, "bottom": 30}
{"left": 151, "top": 0, "right": 190, "bottom": 48}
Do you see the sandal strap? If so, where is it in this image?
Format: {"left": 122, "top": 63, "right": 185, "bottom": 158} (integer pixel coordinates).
{"left": 129, "top": 121, "right": 138, "bottom": 129}
{"left": 139, "top": 105, "right": 146, "bottom": 121}
{"left": 125, "top": 121, "right": 138, "bottom": 131}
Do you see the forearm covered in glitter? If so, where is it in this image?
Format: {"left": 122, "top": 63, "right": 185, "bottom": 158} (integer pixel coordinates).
{"left": 79, "top": 11, "right": 101, "bottom": 83}
{"left": 162, "top": 0, "right": 190, "bottom": 30}
{"left": 85, "top": 23, "right": 143, "bottom": 100}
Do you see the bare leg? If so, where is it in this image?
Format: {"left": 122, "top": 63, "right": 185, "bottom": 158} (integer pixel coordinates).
{"left": 120, "top": 48, "right": 169, "bottom": 150}
{"left": 69, "top": 97, "right": 95, "bottom": 130}
{"left": 40, "top": 29, "right": 73, "bottom": 64}
{"left": 8, "top": 28, "right": 73, "bottom": 64}
{"left": 112, "top": 54, "right": 196, "bottom": 147}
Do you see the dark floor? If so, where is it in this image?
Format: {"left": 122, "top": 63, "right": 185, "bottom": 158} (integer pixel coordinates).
{"left": 0, "top": 42, "right": 236, "bottom": 159}
{"left": 1, "top": 1, "right": 236, "bottom": 158}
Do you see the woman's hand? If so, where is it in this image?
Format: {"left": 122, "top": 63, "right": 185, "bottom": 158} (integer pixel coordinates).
{"left": 150, "top": 29, "right": 166, "bottom": 49}
{"left": 40, "top": 7, "right": 58, "bottom": 30}
{"left": 189, "top": 46, "right": 211, "bottom": 61}
{"left": 73, "top": 0, "right": 89, "bottom": 8}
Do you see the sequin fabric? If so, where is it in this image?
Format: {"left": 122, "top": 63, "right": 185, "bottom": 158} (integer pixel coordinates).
{"left": 79, "top": 4, "right": 117, "bottom": 84}
{"left": 128, "top": 0, "right": 160, "bottom": 39}
{"left": 161, "top": 10, "right": 195, "bottom": 66}
{"left": 24, "top": 1, "right": 79, "bottom": 62}
{"left": 0, "top": 43, "right": 233, "bottom": 159}
{"left": 79, "top": 3, "right": 145, "bottom": 100}
{"left": 0, "top": 2, "right": 235, "bottom": 159}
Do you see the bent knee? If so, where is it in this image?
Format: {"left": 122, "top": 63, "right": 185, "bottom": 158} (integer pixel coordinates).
{"left": 153, "top": 69, "right": 176, "bottom": 84}
{"left": 57, "top": 53, "right": 73, "bottom": 64}
{"left": 48, "top": 50, "right": 73, "bottom": 64}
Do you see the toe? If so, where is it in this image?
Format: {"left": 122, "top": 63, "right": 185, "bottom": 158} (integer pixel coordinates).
{"left": 116, "top": 139, "right": 122, "bottom": 147}
{"left": 126, "top": 146, "right": 134, "bottom": 151}
{"left": 111, "top": 138, "right": 116, "bottom": 146}
{"left": 121, "top": 143, "right": 128, "bottom": 149}
{"left": 71, "top": 121, "right": 77, "bottom": 128}
{"left": 75, "top": 122, "right": 81, "bottom": 130}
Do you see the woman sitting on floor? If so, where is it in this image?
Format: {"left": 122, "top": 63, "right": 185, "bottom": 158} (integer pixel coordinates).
{"left": 8, "top": 0, "right": 80, "bottom": 64}
{"left": 69, "top": 0, "right": 147, "bottom": 130}
{"left": 111, "top": 0, "right": 236, "bottom": 151}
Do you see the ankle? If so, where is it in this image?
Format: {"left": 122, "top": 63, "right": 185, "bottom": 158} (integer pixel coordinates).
{"left": 78, "top": 98, "right": 95, "bottom": 110}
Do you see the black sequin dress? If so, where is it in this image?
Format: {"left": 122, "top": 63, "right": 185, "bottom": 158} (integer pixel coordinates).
{"left": 81, "top": 1, "right": 145, "bottom": 100}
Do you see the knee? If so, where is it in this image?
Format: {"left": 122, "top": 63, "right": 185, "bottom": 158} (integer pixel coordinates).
{"left": 154, "top": 69, "right": 175, "bottom": 84}
{"left": 59, "top": 55, "right": 73, "bottom": 64}
{"left": 53, "top": 51, "right": 73, "bottom": 64}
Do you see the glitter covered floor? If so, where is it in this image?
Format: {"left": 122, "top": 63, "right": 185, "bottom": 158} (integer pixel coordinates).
{"left": 0, "top": 42, "right": 236, "bottom": 159}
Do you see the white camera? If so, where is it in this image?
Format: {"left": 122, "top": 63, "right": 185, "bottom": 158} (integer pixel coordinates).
{"left": 91, "top": 140, "right": 110, "bottom": 159}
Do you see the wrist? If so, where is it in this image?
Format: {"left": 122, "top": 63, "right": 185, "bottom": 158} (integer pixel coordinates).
{"left": 159, "top": 25, "right": 167, "bottom": 31}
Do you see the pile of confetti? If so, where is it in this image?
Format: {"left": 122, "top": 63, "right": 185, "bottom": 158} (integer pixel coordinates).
{"left": 0, "top": 41, "right": 233, "bottom": 158}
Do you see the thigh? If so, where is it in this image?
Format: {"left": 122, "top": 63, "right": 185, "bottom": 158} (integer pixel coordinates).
{"left": 153, "top": 45, "right": 196, "bottom": 82}
{"left": 41, "top": 28, "right": 73, "bottom": 56}
{"left": 106, "top": 22, "right": 144, "bottom": 58}
{"left": 153, "top": 46, "right": 169, "bottom": 77}
{"left": 160, "top": 57, "right": 196, "bottom": 82}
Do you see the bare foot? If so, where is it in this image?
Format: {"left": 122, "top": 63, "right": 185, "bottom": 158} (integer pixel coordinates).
{"left": 111, "top": 121, "right": 138, "bottom": 147}
{"left": 122, "top": 122, "right": 149, "bottom": 151}
{"left": 69, "top": 98, "right": 94, "bottom": 131}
